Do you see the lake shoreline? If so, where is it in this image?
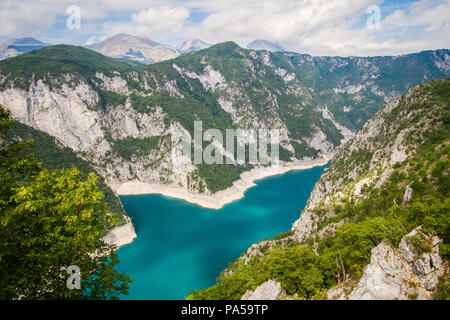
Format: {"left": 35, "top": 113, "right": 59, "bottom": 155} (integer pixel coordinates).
{"left": 112, "top": 154, "right": 333, "bottom": 210}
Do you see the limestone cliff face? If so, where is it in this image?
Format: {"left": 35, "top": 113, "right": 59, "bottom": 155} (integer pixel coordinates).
{"left": 0, "top": 78, "right": 103, "bottom": 153}
{"left": 0, "top": 76, "right": 201, "bottom": 194}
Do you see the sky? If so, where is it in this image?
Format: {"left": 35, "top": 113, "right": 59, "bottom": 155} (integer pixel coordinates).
{"left": 0, "top": 0, "right": 449, "bottom": 56}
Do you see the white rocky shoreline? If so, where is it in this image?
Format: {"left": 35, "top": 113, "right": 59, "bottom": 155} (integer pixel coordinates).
{"left": 112, "top": 154, "right": 333, "bottom": 210}
{"left": 103, "top": 215, "right": 137, "bottom": 249}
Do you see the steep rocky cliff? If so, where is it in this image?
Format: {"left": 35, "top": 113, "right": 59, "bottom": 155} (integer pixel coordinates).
{"left": 188, "top": 78, "right": 449, "bottom": 300}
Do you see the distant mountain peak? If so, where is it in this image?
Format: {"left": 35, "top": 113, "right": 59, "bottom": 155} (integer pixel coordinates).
{"left": 178, "top": 39, "right": 211, "bottom": 53}
{"left": 85, "top": 33, "right": 178, "bottom": 64}
{"left": 89, "top": 34, "right": 161, "bottom": 49}
{"left": 1, "top": 37, "right": 49, "bottom": 47}
{"left": 0, "top": 37, "right": 50, "bottom": 60}
{"left": 10, "top": 37, "right": 47, "bottom": 45}
{"left": 247, "top": 40, "right": 285, "bottom": 52}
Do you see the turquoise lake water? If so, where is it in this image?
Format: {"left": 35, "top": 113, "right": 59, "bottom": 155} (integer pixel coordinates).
{"left": 116, "top": 165, "right": 326, "bottom": 300}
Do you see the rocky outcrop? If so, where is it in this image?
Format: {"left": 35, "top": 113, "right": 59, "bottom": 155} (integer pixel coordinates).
{"left": 103, "top": 216, "right": 137, "bottom": 248}
{"left": 328, "top": 228, "right": 445, "bottom": 300}
{"left": 398, "top": 228, "right": 444, "bottom": 292}
{"left": 241, "top": 239, "right": 284, "bottom": 264}
{"left": 242, "top": 280, "right": 285, "bottom": 300}
{"left": 403, "top": 184, "right": 414, "bottom": 203}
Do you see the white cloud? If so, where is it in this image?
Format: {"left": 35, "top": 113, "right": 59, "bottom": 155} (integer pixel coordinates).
{"left": 383, "top": 0, "right": 450, "bottom": 31}
{"left": 195, "top": 0, "right": 449, "bottom": 56}
{"left": 0, "top": 0, "right": 62, "bottom": 38}
{"left": 0, "top": 0, "right": 449, "bottom": 56}
{"left": 95, "top": 5, "right": 190, "bottom": 42}
{"left": 84, "top": 35, "right": 97, "bottom": 46}
{"left": 200, "top": 0, "right": 376, "bottom": 43}
{"left": 131, "top": 6, "right": 190, "bottom": 33}
{"left": 194, "top": 0, "right": 382, "bottom": 54}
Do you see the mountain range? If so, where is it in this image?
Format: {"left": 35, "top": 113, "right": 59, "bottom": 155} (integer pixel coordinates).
{"left": 0, "top": 35, "right": 322, "bottom": 65}
{"left": 0, "top": 43, "right": 448, "bottom": 198}
{"left": 0, "top": 35, "right": 213, "bottom": 64}
{"left": 85, "top": 33, "right": 179, "bottom": 64}
{"left": 178, "top": 39, "right": 211, "bottom": 53}
{"left": 86, "top": 34, "right": 212, "bottom": 63}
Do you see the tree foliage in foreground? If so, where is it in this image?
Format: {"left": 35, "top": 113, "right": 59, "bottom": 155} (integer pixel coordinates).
{"left": 0, "top": 106, "right": 132, "bottom": 299}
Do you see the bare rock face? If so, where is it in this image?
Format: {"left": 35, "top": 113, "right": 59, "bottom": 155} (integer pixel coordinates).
{"left": 241, "top": 280, "right": 285, "bottom": 300}
{"left": 291, "top": 210, "right": 317, "bottom": 243}
{"left": 398, "top": 227, "right": 443, "bottom": 291}
{"left": 328, "top": 228, "right": 444, "bottom": 300}
{"left": 346, "top": 242, "right": 426, "bottom": 300}
{"left": 0, "top": 79, "right": 104, "bottom": 153}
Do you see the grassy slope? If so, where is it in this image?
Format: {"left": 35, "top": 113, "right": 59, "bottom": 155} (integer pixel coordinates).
{"left": 0, "top": 45, "right": 138, "bottom": 90}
